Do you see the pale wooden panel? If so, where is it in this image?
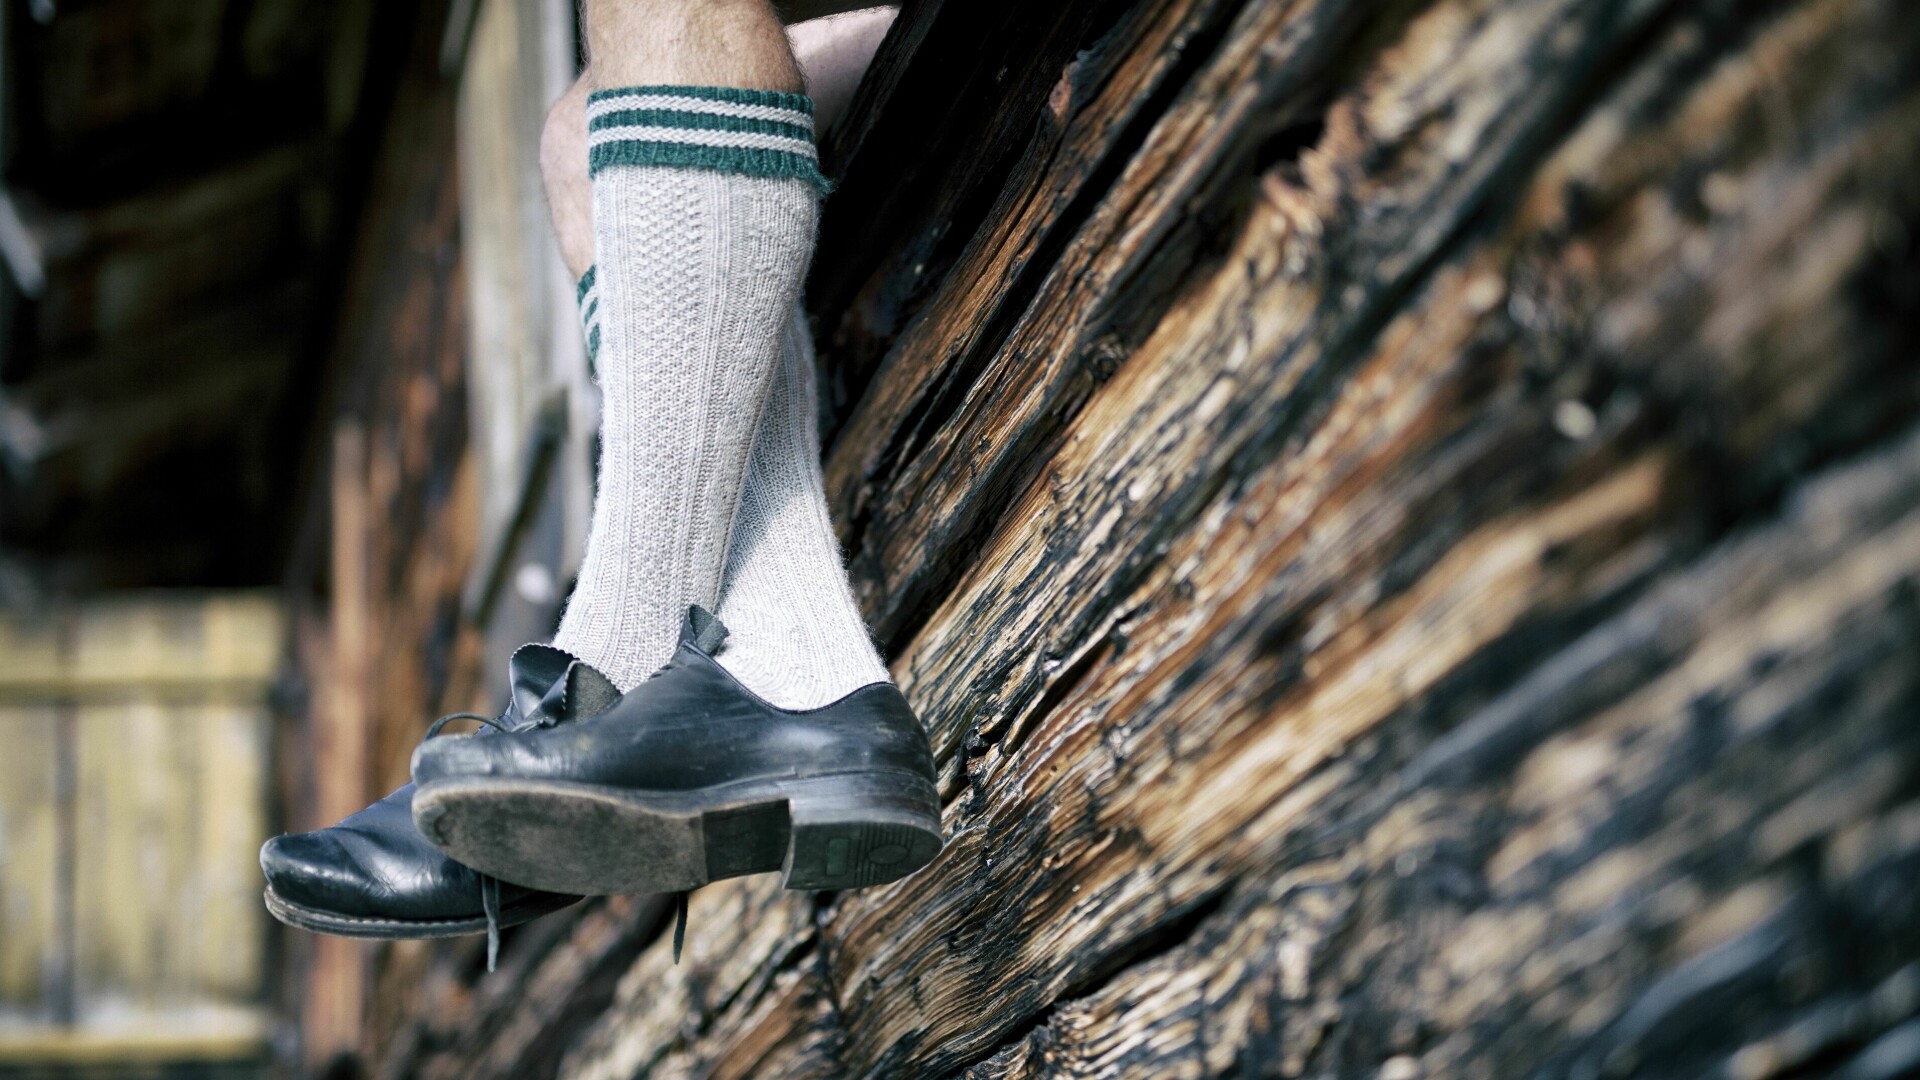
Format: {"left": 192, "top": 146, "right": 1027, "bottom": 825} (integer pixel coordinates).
{"left": 68, "top": 593, "right": 282, "bottom": 693}
{"left": 0, "top": 1013, "right": 268, "bottom": 1066}
{"left": 72, "top": 697, "right": 185, "bottom": 1004}
{"left": 0, "top": 592, "right": 281, "bottom": 700}
{"left": 0, "top": 592, "right": 278, "bottom": 1063}
{"left": 457, "top": 0, "right": 592, "bottom": 577}
{"left": 459, "top": 0, "right": 551, "bottom": 540}
{"left": 188, "top": 701, "right": 269, "bottom": 1000}
{"left": 0, "top": 706, "right": 60, "bottom": 1016}
{"left": 0, "top": 623, "right": 65, "bottom": 694}
{"left": 71, "top": 697, "right": 267, "bottom": 1010}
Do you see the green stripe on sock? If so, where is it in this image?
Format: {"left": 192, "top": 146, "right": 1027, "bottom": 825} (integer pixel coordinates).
{"left": 588, "top": 140, "right": 830, "bottom": 193}
{"left": 587, "top": 84, "right": 813, "bottom": 116}
{"left": 576, "top": 266, "right": 596, "bottom": 304}
{"left": 587, "top": 108, "right": 812, "bottom": 142}
{"left": 585, "top": 325, "right": 600, "bottom": 377}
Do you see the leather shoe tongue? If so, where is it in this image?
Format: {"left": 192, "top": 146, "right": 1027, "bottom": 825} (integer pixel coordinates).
{"left": 542, "top": 661, "right": 622, "bottom": 722}
{"left": 506, "top": 644, "right": 575, "bottom": 726}
{"left": 681, "top": 605, "right": 730, "bottom": 655}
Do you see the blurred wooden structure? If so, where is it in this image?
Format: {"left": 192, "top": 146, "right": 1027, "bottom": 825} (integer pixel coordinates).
{"left": 0, "top": 0, "right": 415, "bottom": 592}
{"left": 286, "top": 0, "right": 1920, "bottom": 1076}
{"left": 269, "top": 1, "right": 611, "bottom": 1073}
{"left": 0, "top": 594, "right": 279, "bottom": 1074}
{"left": 452, "top": 0, "right": 599, "bottom": 669}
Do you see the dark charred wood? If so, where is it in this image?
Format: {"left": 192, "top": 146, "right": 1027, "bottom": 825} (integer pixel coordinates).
{"left": 328, "top": 0, "right": 1920, "bottom": 1075}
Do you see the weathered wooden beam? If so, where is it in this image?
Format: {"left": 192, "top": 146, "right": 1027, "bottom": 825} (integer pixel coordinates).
{"left": 960, "top": 422, "right": 1920, "bottom": 1077}
{"left": 810, "top": 0, "right": 1168, "bottom": 413}
{"left": 819, "top": 0, "right": 1267, "bottom": 586}
{"left": 538, "top": 0, "right": 1920, "bottom": 1075}
{"left": 352, "top": 0, "right": 1920, "bottom": 1074}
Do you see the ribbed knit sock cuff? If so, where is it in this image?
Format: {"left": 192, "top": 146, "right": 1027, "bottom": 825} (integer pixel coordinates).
{"left": 576, "top": 265, "right": 601, "bottom": 375}
{"left": 584, "top": 85, "right": 830, "bottom": 194}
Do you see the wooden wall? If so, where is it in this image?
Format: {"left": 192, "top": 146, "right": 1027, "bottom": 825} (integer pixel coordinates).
{"left": 0, "top": 594, "right": 280, "bottom": 1071}
{"left": 310, "top": 0, "right": 1920, "bottom": 1076}
{"left": 270, "top": 1, "right": 482, "bottom": 1072}
{"left": 276, "top": 2, "right": 614, "bottom": 1074}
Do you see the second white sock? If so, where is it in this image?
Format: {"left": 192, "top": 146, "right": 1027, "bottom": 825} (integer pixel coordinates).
{"left": 714, "top": 307, "right": 892, "bottom": 708}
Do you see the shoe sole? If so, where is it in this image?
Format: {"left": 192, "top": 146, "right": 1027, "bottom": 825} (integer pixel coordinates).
{"left": 262, "top": 884, "right": 580, "bottom": 940}
{"left": 412, "top": 771, "right": 943, "bottom": 897}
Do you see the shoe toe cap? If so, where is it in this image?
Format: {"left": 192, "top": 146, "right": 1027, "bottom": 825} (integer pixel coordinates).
{"left": 261, "top": 830, "right": 370, "bottom": 915}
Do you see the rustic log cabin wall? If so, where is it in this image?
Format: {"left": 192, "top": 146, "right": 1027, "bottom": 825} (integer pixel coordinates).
{"left": 294, "top": 0, "right": 1920, "bottom": 1076}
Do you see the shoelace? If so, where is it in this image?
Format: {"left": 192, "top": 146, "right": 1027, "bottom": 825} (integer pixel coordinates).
{"left": 422, "top": 709, "right": 697, "bottom": 969}
{"left": 424, "top": 710, "right": 515, "bottom": 971}
{"left": 424, "top": 710, "right": 510, "bottom": 739}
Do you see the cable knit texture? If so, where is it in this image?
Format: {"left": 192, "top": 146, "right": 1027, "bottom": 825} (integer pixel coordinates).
{"left": 572, "top": 291, "right": 891, "bottom": 706}
{"left": 713, "top": 307, "right": 891, "bottom": 708}
{"left": 555, "top": 85, "right": 820, "bottom": 690}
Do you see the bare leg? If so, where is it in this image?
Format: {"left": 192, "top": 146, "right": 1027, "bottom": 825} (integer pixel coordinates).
{"left": 587, "top": 0, "right": 801, "bottom": 93}
{"left": 542, "top": 7, "right": 896, "bottom": 279}
{"left": 542, "top": 76, "right": 597, "bottom": 280}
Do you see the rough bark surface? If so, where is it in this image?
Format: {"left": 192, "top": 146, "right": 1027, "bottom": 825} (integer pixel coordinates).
{"left": 354, "top": 0, "right": 1920, "bottom": 1075}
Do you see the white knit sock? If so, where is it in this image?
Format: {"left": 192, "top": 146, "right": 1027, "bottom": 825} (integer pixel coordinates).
{"left": 569, "top": 294, "right": 891, "bottom": 708}
{"left": 712, "top": 307, "right": 891, "bottom": 708}
{"left": 553, "top": 85, "right": 828, "bottom": 690}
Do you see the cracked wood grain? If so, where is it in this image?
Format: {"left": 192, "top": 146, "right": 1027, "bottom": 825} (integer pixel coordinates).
{"left": 357, "top": 0, "right": 1920, "bottom": 1075}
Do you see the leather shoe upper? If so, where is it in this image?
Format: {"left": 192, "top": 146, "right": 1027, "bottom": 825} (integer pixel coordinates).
{"left": 261, "top": 781, "right": 525, "bottom": 919}
{"left": 261, "top": 644, "right": 621, "bottom": 922}
{"left": 412, "top": 607, "right": 934, "bottom": 794}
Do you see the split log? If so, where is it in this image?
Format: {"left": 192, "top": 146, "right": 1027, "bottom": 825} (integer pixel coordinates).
{"left": 345, "top": 0, "right": 1920, "bottom": 1075}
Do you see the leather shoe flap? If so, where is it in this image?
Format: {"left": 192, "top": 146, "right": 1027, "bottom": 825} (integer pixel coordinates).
{"left": 507, "top": 643, "right": 577, "bottom": 727}
{"left": 531, "top": 659, "right": 623, "bottom": 723}
{"left": 563, "top": 661, "right": 623, "bottom": 720}
{"left": 681, "top": 605, "right": 729, "bottom": 655}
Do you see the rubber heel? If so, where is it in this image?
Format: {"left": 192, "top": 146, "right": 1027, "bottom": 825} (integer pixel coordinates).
{"left": 780, "top": 772, "right": 943, "bottom": 891}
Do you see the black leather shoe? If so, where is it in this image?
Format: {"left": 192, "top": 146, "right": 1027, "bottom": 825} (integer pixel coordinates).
{"left": 260, "top": 644, "right": 623, "bottom": 960}
{"left": 410, "top": 607, "right": 943, "bottom": 898}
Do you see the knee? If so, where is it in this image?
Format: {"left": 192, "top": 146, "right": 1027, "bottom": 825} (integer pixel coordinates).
{"left": 541, "top": 76, "right": 597, "bottom": 280}
{"left": 541, "top": 78, "right": 589, "bottom": 196}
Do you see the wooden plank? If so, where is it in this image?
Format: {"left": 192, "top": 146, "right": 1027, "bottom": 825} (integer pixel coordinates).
{"left": 810, "top": 0, "right": 1186, "bottom": 410}
{"left": 372, "top": 895, "right": 667, "bottom": 1080}
{"left": 71, "top": 696, "right": 177, "bottom": 1003}
{"left": 966, "top": 427, "right": 1920, "bottom": 1077}
{"left": 0, "top": 594, "right": 280, "bottom": 701}
{"left": 0, "top": 706, "right": 60, "bottom": 1019}
{"left": 560, "top": 877, "right": 823, "bottom": 1080}
{"left": 351, "top": 0, "right": 1920, "bottom": 1074}
{"left": 456, "top": 0, "right": 592, "bottom": 593}
{"left": 303, "top": 424, "right": 374, "bottom": 1070}
{"left": 68, "top": 594, "right": 283, "bottom": 692}
{"left": 69, "top": 696, "right": 270, "bottom": 1010}
{"left": 191, "top": 702, "right": 271, "bottom": 1000}
{"left": 543, "top": 0, "right": 1920, "bottom": 1075}
{"left": 0, "top": 1020, "right": 269, "bottom": 1066}
{"left": 819, "top": 0, "right": 1257, "bottom": 551}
